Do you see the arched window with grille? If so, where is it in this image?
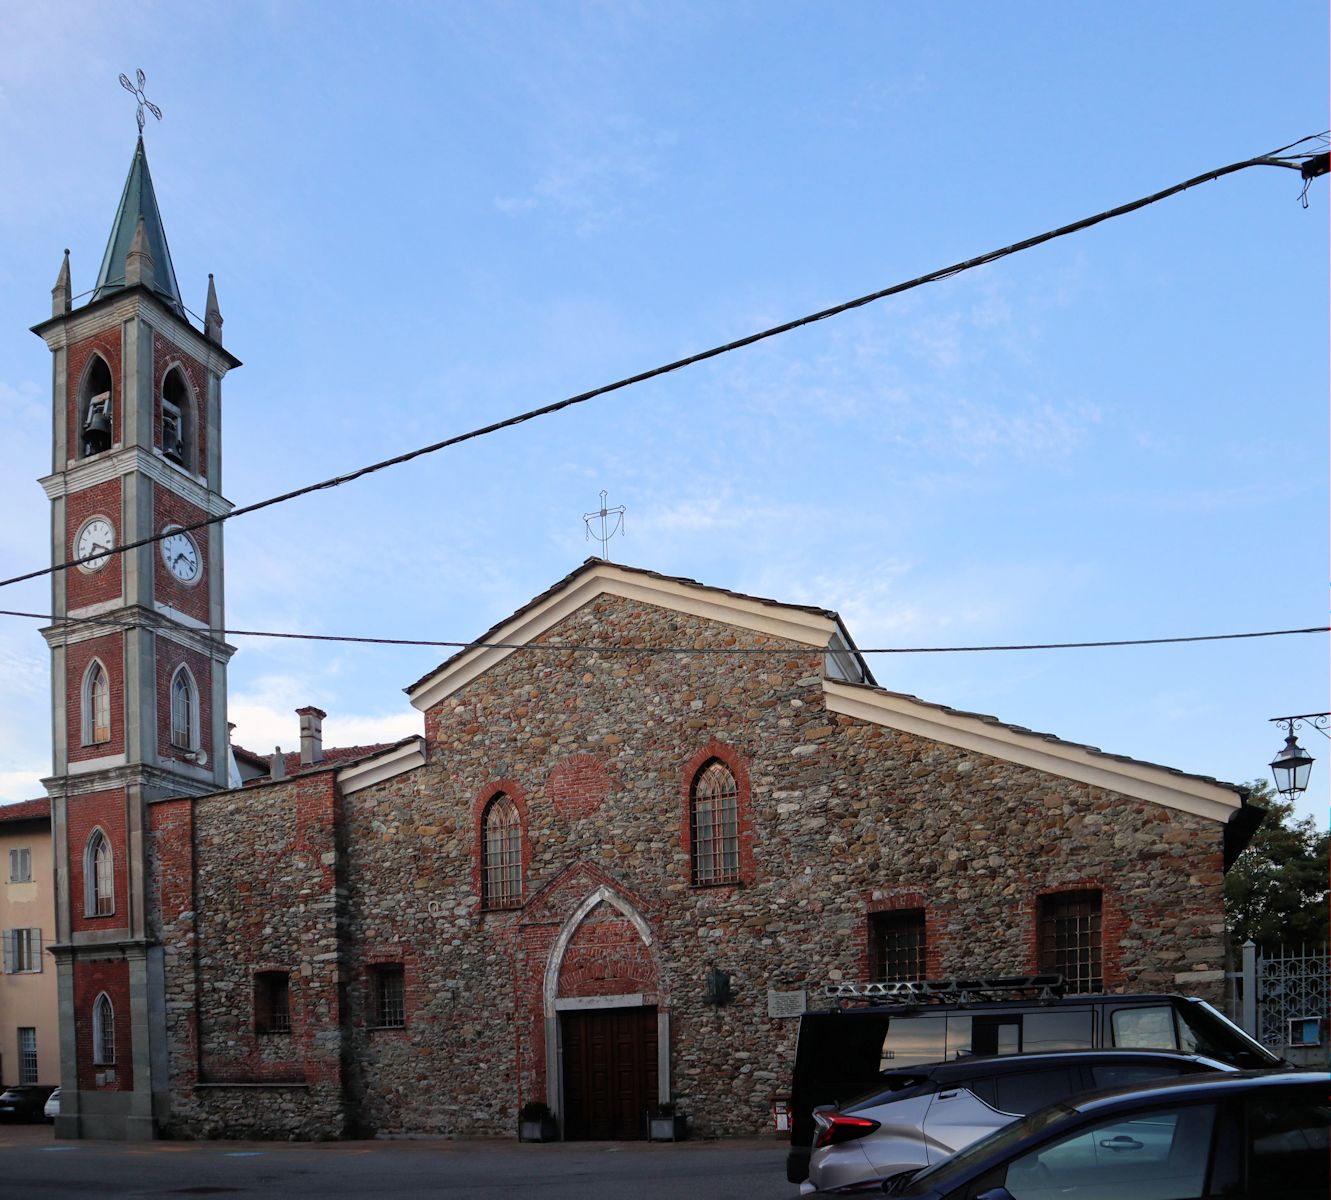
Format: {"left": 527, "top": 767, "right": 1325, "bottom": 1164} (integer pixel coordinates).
{"left": 92, "top": 992, "right": 115, "bottom": 1064}
{"left": 481, "top": 793, "right": 522, "bottom": 909}
{"left": 170, "top": 665, "right": 198, "bottom": 750}
{"left": 690, "top": 759, "right": 740, "bottom": 885}
{"left": 82, "top": 659, "right": 111, "bottom": 745}
{"left": 85, "top": 829, "right": 114, "bottom": 917}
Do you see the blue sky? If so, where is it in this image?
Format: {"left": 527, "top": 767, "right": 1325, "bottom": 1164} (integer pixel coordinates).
{"left": 0, "top": 2, "right": 1326, "bottom": 826}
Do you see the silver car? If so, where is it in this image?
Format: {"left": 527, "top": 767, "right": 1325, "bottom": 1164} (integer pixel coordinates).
{"left": 803, "top": 1049, "right": 1234, "bottom": 1193}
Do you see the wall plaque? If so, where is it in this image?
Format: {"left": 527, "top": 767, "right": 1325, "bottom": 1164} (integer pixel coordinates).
{"left": 767, "top": 989, "right": 807, "bottom": 1019}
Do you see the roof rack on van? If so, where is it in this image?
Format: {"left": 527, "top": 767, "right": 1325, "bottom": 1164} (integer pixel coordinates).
{"left": 824, "top": 974, "right": 1066, "bottom": 1006}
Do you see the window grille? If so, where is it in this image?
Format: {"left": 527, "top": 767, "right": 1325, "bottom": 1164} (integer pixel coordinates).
{"left": 255, "top": 971, "right": 291, "bottom": 1034}
{"left": 373, "top": 965, "right": 406, "bottom": 1028}
{"left": 170, "top": 667, "right": 196, "bottom": 750}
{"left": 93, "top": 994, "right": 115, "bottom": 1065}
{"left": 1038, "top": 890, "right": 1103, "bottom": 993}
{"left": 869, "top": 910, "right": 927, "bottom": 982}
{"left": 8, "top": 847, "right": 31, "bottom": 883}
{"left": 18, "top": 1028, "right": 37, "bottom": 1085}
{"left": 84, "top": 660, "right": 110, "bottom": 744}
{"left": 481, "top": 794, "right": 522, "bottom": 908}
{"left": 86, "top": 830, "right": 114, "bottom": 917}
{"left": 690, "top": 760, "right": 739, "bottom": 885}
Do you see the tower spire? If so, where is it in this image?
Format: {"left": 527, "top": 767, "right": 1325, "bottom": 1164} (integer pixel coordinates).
{"left": 92, "top": 137, "right": 183, "bottom": 312}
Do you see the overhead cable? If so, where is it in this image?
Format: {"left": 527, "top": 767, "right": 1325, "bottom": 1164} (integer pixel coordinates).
{"left": 1, "top": 607, "right": 1323, "bottom": 656}
{"left": 2, "top": 133, "right": 1325, "bottom": 594}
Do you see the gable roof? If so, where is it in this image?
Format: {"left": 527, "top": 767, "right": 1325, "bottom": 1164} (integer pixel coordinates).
{"left": 405, "top": 557, "right": 873, "bottom": 711}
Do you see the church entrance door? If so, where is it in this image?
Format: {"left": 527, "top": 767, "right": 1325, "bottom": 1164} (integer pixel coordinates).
{"left": 560, "top": 1005, "right": 658, "bottom": 1140}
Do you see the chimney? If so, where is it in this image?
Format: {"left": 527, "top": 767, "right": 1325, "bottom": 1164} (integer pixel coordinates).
{"left": 270, "top": 748, "right": 286, "bottom": 780}
{"left": 297, "top": 706, "right": 327, "bottom": 766}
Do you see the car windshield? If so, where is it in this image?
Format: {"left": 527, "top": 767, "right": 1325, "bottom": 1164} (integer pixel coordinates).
{"left": 896, "top": 1102, "right": 1077, "bottom": 1195}
{"left": 1183, "top": 1001, "right": 1282, "bottom": 1067}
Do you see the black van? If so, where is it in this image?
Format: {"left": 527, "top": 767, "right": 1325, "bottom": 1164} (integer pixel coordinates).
{"left": 786, "top": 975, "right": 1282, "bottom": 1184}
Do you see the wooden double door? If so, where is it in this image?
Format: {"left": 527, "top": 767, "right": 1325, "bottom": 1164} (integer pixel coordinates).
{"left": 560, "top": 1005, "right": 659, "bottom": 1140}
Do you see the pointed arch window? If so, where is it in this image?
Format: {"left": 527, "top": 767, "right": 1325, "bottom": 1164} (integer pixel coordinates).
{"left": 481, "top": 793, "right": 522, "bottom": 909}
{"left": 690, "top": 759, "right": 740, "bottom": 885}
{"left": 85, "top": 829, "right": 114, "bottom": 917}
{"left": 82, "top": 659, "right": 111, "bottom": 745}
{"left": 92, "top": 992, "right": 115, "bottom": 1065}
{"left": 170, "top": 665, "right": 199, "bottom": 751}
{"left": 161, "top": 366, "right": 194, "bottom": 471}
{"left": 78, "top": 354, "right": 114, "bottom": 459}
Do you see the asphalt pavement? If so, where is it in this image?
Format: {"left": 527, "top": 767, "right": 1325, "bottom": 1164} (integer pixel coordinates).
{"left": 0, "top": 1123, "right": 796, "bottom": 1199}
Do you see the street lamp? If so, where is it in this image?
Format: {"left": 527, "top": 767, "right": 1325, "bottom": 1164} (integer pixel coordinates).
{"left": 1268, "top": 713, "right": 1330, "bottom": 799}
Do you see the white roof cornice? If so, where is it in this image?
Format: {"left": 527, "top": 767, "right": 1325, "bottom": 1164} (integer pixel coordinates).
{"left": 336, "top": 737, "right": 426, "bottom": 795}
{"left": 824, "top": 679, "right": 1241, "bottom": 823}
{"left": 408, "top": 562, "right": 839, "bottom": 712}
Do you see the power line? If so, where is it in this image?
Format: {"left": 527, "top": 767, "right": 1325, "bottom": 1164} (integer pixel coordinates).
{"left": 3, "top": 133, "right": 1325, "bottom": 594}
{"left": 2, "top": 607, "right": 1323, "bottom": 656}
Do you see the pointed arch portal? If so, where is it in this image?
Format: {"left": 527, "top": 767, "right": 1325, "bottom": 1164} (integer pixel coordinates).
{"left": 543, "top": 885, "right": 668, "bottom": 1139}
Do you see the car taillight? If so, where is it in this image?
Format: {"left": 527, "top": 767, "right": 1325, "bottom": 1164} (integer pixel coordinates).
{"left": 812, "top": 1111, "right": 881, "bottom": 1149}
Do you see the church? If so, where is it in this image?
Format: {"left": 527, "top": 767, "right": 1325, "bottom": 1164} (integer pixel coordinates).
{"left": 33, "top": 135, "right": 1261, "bottom": 1141}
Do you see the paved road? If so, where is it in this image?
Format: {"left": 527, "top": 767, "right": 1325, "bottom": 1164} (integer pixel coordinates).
{"left": 0, "top": 1124, "right": 797, "bottom": 1199}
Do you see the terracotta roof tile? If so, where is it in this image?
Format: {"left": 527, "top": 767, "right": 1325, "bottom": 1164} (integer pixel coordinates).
{"left": 0, "top": 797, "right": 51, "bottom": 823}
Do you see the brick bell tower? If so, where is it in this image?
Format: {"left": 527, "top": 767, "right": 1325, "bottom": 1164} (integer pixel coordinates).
{"left": 31, "top": 135, "right": 241, "bottom": 1139}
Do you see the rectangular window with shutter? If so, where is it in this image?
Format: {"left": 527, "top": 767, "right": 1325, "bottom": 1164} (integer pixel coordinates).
{"left": 8, "top": 847, "right": 31, "bottom": 883}
{"left": 2, "top": 929, "right": 42, "bottom": 974}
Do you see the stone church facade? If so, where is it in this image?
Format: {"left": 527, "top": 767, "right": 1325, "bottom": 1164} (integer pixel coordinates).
{"left": 36, "top": 138, "right": 1258, "bottom": 1141}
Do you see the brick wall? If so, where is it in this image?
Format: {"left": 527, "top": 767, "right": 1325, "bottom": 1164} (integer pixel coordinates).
{"left": 153, "top": 332, "right": 209, "bottom": 471}
{"left": 64, "top": 633, "right": 126, "bottom": 763}
{"left": 72, "top": 957, "right": 133, "bottom": 1091}
{"left": 154, "top": 640, "right": 212, "bottom": 763}
{"left": 152, "top": 490, "right": 211, "bottom": 623}
{"left": 67, "top": 788, "right": 129, "bottom": 936}
{"left": 65, "top": 478, "right": 124, "bottom": 611}
{"left": 66, "top": 332, "right": 123, "bottom": 463}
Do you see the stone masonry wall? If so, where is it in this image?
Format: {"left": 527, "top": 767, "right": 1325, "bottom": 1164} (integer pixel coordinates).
{"left": 334, "top": 592, "right": 1228, "bottom": 1139}
{"left": 151, "top": 774, "right": 348, "bottom": 1139}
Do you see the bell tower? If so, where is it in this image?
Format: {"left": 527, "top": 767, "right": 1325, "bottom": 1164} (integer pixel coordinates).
{"left": 31, "top": 135, "right": 240, "bottom": 1139}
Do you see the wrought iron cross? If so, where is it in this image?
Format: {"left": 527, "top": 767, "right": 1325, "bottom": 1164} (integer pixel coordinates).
{"left": 119, "top": 69, "right": 162, "bottom": 136}
{"left": 583, "top": 490, "right": 626, "bottom": 561}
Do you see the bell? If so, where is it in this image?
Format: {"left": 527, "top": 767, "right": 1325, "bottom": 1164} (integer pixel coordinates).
{"left": 84, "top": 408, "right": 112, "bottom": 454}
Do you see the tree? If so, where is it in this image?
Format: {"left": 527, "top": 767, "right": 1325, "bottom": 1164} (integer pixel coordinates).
{"left": 1224, "top": 780, "right": 1329, "bottom": 951}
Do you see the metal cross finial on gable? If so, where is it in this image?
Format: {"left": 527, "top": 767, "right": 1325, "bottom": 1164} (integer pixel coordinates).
{"left": 583, "top": 490, "right": 626, "bottom": 562}
{"left": 119, "top": 69, "right": 162, "bottom": 136}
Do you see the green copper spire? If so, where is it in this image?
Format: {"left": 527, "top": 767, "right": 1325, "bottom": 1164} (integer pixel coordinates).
{"left": 92, "top": 136, "right": 183, "bottom": 312}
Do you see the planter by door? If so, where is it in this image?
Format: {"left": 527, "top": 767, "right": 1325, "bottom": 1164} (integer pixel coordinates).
{"left": 648, "top": 1113, "right": 687, "bottom": 1141}
{"left": 519, "top": 1115, "right": 559, "bottom": 1142}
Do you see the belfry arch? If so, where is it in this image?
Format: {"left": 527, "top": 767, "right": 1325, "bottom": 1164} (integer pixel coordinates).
{"left": 543, "top": 885, "right": 668, "bottom": 1137}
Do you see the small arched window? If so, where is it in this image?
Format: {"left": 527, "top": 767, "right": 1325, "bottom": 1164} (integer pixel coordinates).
{"left": 92, "top": 992, "right": 115, "bottom": 1065}
{"left": 78, "top": 354, "right": 114, "bottom": 459}
{"left": 690, "top": 760, "right": 739, "bottom": 885}
{"left": 161, "top": 366, "right": 194, "bottom": 471}
{"left": 82, "top": 659, "right": 111, "bottom": 745}
{"left": 170, "top": 666, "right": 198, "bottom": 751}
{"left": 481, "top": 793, "right": 522, "bottom": 909}
{"left": 85, "top": 829, "right": 114, "bottom": 917}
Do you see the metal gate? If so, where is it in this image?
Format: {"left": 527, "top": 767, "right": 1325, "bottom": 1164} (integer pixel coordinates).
{"left": 1234, "top": 942, "right": 1329, "bottom": 1067}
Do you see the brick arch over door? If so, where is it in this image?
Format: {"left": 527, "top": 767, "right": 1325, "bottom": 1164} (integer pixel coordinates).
{"left": 542, "top": 886, "right": 668, "bottom": 1129}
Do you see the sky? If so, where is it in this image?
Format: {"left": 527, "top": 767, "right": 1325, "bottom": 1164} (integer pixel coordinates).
{"left": 0, "top": 2, "right": 1326, "bottom": 828}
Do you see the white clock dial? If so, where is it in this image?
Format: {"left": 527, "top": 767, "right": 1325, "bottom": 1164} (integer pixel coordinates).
{"left": 161, "top": 529, "right": 201, "bottom": 583}
{"left": 75, "top": 518, "right": 115, "bottom": 572}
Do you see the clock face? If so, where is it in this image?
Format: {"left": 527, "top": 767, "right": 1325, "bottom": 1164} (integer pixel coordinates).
{"left": 75, "top": 518, "right": 115, "bottom": 572}
{"left": 161, "top": 528, "right": 201, "bottom": 583}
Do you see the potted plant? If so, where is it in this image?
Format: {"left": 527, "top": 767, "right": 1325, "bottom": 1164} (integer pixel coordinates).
{"left": 648, "top": 1099, "right": 688, "bottom": 1141}
{"left": 518, "top": 1100, "right": 558, "bottom": 1142}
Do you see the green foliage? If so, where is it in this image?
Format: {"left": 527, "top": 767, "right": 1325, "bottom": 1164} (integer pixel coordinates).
{"left": 1224, "top": 780, "right": 1329, "bottom": 951}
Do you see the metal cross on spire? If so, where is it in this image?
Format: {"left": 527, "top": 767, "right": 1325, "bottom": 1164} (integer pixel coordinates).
{"left": 583, "top": 490, "right": 626, "bottom": 561}
{"left": 119, "top": 69, "right": 162, "bottom": 136}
